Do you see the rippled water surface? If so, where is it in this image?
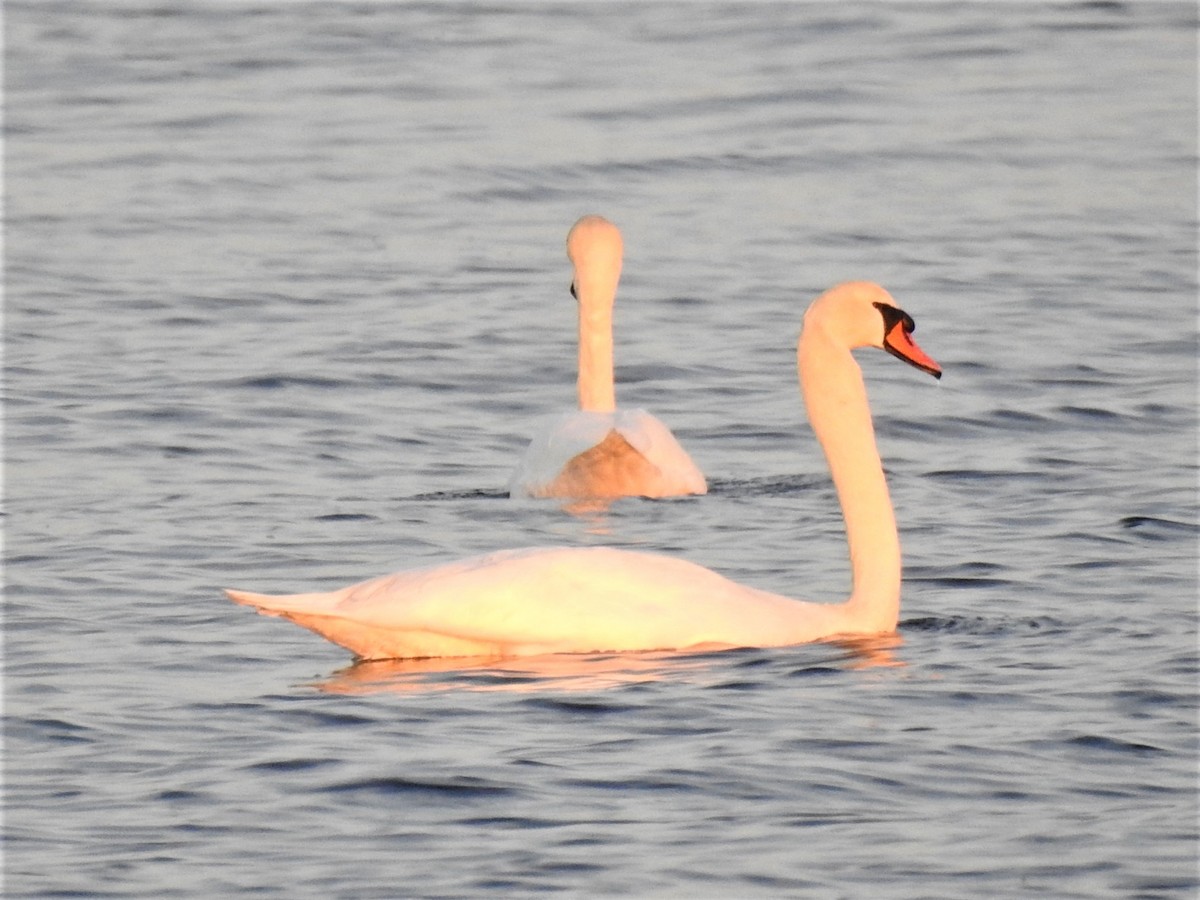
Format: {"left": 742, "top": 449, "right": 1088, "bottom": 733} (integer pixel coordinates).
{"left": 6, "top": 2, "right": 1198, "bottom": 897}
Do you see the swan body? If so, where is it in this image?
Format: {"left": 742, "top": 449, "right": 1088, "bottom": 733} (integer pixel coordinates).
{"left": 509, "top": 215, "right": 707, "bottom": 499}
{"left": 508, "top": 408, "right": 707, "bottom": 499}
{"left": 227, "top": 281, "right": 942, "bottom": 661}
{"left": 226, "top": 546, "right": 852, "bottom": 660}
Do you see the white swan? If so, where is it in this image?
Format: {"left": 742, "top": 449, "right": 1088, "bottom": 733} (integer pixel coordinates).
{"left": 508, "top": 215, "right": 707, "bottom": 500}
{"left": 226, "top": 281, "right": 941, "bottom": 661}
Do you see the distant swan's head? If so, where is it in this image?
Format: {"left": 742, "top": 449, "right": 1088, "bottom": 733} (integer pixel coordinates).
{"left": 804, "top": 281, "right": 942, "bottom": 378}
{"left": 567, "top": 215, "right": 623, "bottom": 308}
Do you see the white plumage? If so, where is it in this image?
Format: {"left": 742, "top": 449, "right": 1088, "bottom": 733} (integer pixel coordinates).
{"left": 227, "top": 281, "right": 942, "bottom": 661}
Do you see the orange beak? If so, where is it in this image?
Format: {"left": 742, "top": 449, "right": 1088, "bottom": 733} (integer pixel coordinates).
{"left": 876, "top": 303, "right": 942, "bottom": 379}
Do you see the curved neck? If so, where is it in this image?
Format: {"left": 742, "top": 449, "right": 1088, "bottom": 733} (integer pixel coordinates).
{"left": 798, "top": 326, "right": 901, "bottom": 631}
{"left": 576, "top": 283, "right": 616, "bottom": 413}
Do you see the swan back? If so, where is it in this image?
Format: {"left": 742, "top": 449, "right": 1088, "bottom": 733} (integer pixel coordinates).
{"left": 229, "top": 546, "right": 847, "bottom": 659}
{"left": 509, "top": 409, "right": 707, "bottom": 499}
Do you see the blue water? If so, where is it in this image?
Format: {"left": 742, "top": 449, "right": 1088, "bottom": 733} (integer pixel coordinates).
{"left": 6, "top": 1, "right": 1198, "bottom": 897}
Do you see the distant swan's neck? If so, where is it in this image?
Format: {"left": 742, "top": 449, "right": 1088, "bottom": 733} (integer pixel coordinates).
{"left": 799, "top": 325, "right": 901, "bottom": 631}
{"left": 577, "top": 285, "right": 617, "bottom": 413}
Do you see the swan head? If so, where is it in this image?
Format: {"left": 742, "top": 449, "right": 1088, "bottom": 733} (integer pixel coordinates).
{"left": 567, "top": 215, "right": 623, "bottom": 310}
{"left": 804, "top": 281, "right": 942, "bottom": 379}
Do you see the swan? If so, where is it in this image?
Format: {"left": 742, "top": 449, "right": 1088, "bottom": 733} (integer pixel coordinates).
{"left": 226, "top": 281, "right": 941, "bottom": 661}
{"left": 508, "top": 215, "right": 707, "bottom": 500}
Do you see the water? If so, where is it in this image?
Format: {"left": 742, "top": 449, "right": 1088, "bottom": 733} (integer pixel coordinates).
{"left": 6, "top": 1, "right": 1198, "bottom": 896}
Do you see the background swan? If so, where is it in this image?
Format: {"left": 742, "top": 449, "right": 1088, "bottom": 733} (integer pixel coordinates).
{"left": 508, "top": 215, "right": 707, "bottom": 500}
{"left": 227, "top": 281, "right": 941, "bottom": 661}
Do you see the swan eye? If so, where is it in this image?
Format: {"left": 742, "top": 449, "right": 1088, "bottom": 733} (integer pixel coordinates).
{"left": 570, "top": 282, "right": 578, "bottom": 300}
{"left": 873, "top": 301, "right": 915, "bottom": 334}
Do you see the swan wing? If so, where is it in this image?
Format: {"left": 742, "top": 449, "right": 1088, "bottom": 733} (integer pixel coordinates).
{"left": 610, "top": 408, "right": 707, "bottom": 495}
{"left": 508, "top": 411, "right": 616, "bottom": 496}
{"left": 509, "top": 409, "right": 706, "bottom": 498}
{"left": 226, "top": 546, "right": 826, "bottom": 659}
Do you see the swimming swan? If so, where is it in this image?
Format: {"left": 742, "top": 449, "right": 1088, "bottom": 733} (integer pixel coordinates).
{"left": 226, "top": 281, "right": 941, "bottom": 661}
{"left": 508, "top": 215, "right": 707, "bottom": 499}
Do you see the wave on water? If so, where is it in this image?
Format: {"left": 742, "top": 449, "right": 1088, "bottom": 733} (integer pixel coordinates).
{"left": 404, "top": 476, "right": 824, "bottom": 502}
{"left": 902, "top": 614, "right": 1069, "bottom": 635}
{"left": 321, "top": 775, "right": 516, "bottom": 798}
{"left": 407, "top": 488, "right": 510, "bottom": 501}
{"left": 1117, "top": 515, "right": 1199, "bottom": 540}
{"left": 705, "top": 474, "right": 823, "bottom": 497}
{"left": 226, "top": 374, "right": 350, "bottom": 391}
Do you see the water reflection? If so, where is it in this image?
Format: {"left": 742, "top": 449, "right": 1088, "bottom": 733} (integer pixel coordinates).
{"left": 828, "top": 633, "right": 905, "bottom": 670}
{"left": 559, "top": 497, "right": 614, "bottom": 533}
{"left": 312, "top": 635, "right": 902, "bottom": 695}
{"left": 315, "top": 649, "right": 688, "bottom": 694}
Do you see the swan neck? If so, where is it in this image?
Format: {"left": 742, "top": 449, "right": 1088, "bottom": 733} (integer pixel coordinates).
{"left": 799, "top": 326, "right": 901, "bottom": 631}
{"left": 577, "top": 293, "right": 616, "bottom": 413}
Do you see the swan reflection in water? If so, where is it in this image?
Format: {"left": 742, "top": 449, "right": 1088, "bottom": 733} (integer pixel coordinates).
{"left": 312, "top": 635, "right": 903, "bottom": 695}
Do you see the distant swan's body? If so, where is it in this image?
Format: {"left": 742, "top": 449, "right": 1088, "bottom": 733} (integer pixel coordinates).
{"left": 509, "top": 215, "right": 706, "bottom": 499}
{"left": 227, "top": 282, "right": 942, "bottom": 661}
{"left": 509, "top": 408, "right": 705, "bottom": 501}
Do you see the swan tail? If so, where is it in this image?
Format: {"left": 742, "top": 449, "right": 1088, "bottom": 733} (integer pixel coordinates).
{"left": 224, "top": 588, "right": 340, "bottom": 617}
{"left": 225, "top": 588, "right": 395, "bottom": 657}
{"left": 225, "top": 588, "right": 511, "bottom": 660}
